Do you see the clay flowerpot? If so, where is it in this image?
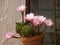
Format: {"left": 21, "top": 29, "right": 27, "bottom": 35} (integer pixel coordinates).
{"left": 20, "top": 34, "right": 45, "bottom": 45}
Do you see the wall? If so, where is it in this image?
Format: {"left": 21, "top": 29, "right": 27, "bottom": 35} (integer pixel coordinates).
{"left": 0, "top": 0, "right": 25, "bottom": 45}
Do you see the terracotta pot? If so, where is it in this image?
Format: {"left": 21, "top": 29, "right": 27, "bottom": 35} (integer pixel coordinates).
{"left": 20, "top": 34, "right": 45, "bottom": 45}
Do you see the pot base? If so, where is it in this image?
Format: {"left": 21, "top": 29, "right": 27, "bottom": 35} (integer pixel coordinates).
{"left": 20, "top": 34, "right": 45, "bottom": 45}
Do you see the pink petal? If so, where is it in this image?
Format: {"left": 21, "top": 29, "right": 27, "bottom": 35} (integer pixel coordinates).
{"left": 17, "top": 5, "right": 26, "bottom": 12}
{"left": 44, "top": 19, "right": 53, "bottom": 27}
{"left": 6, "top": 32, "right": 13, "bottom": 38}
{"left": 33, "top": 16, "right": 46, "bottom": 24}
{"left": 33, "top": 19, "right": 40, "bottom": 26}
{"left": 25, "top": 13, "right": 34, "bottom": 21}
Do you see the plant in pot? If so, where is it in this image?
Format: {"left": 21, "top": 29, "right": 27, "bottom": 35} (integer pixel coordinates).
{"left": 5, "top": 5, "right": 53, "bottom": 45}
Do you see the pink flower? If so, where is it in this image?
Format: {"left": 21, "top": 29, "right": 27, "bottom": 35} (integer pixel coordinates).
{"left": 32, "top": 18, "right": 40, "bottom": 26}
{"left": 44, "top": 19, "right": 53, "bottom": 27}
{"left": 25, "top": 13, "right": 34, "bottom": 21}
{"left": 17, "top": 5, "right": 26, "bottom": 12}
{"left": 33, "top": 16, "right": 46, "bottom": 26}
{"left": 6, "top": 32, "right": 14, "bottom": 38}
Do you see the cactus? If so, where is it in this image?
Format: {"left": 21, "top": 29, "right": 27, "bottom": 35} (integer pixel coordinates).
{"left": 16, "top": 23, "right": 26, "bottom": 35}
{"left": 21, "top": 25, "right": 34, "bottom": 37}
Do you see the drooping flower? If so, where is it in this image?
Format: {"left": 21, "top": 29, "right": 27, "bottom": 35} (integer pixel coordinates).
{"left": 17, "top": 5, "right": 26, "bottom": 12}
{"left": 5, "top": 32, "right": 14, "bottom": 38}
{"left": 25, "top": 13, "right": 34, "bottom": 21}
{"left": 44, "top": 19, "right": 53, "bottom": 27}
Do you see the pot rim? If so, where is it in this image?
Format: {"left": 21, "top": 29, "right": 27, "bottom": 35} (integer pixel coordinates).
{"left": 20, "top": 34, "right": 45, "bottom": 41}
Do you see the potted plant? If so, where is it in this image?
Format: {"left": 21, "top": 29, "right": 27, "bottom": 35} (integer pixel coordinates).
{"left": 5, "top": 5, "right": 53, "bottom": 45}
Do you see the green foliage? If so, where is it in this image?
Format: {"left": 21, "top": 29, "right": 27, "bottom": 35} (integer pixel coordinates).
{"left": 35, "top": 31, "right": 43, "bottom": 35}
{"left": 16, "top": 23, "right": 43, "bottom": 37}
{"left": 21, "top": 25, "right": 34, "bottom": 37}
{"left": 16, "top": 23, "right": 26, "bottom": 34}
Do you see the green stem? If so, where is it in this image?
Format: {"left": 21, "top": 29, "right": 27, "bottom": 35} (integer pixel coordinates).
{"left": 21, "top": 12, "right": 24, "bottom": 23}
{"left": 43, "top": 26, "right": 47, "bottom": 32}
